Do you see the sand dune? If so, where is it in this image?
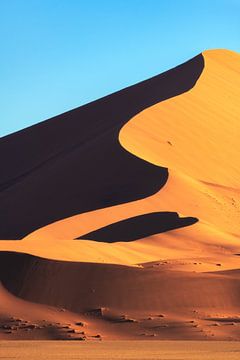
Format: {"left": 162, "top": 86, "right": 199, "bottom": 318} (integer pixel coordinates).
{"left": 120, "top": 49, "right": 240, "bottom": 234}
{"left": 1, "top": 251, "right": 240, "bottom": 340}
{"left": 0, "top": 54, "right": 203, "bottom": 239}
{"left": 0, "top": 49, "right": 240, "bottom": 340}
{"left": 8, "top": 49, "right": 239, "bottom": 268}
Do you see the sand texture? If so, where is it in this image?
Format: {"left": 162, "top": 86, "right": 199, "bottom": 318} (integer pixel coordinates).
{"left": 1, "top": 341, "right": 240, "bottom": 360}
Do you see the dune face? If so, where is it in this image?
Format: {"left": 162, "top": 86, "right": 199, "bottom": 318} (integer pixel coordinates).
{"left": 119, "top": 49, "right": 240, "bottom": 237}
{"left": 1, "top": 49, "right": 240, "bottom": 341}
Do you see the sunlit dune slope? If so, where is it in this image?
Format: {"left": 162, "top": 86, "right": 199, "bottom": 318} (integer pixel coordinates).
{"left": 120, "top": 49, "right": 240, "bottom": 184}
{"left": 0, "top": 222, "right": 239, "bottom": 270}
{"left": 119, "top": 49, "right": 240, "bottom": 238}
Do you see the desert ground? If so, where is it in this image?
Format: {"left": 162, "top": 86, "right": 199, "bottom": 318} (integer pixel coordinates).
{"left": 1, "top": 341, "right": 240, "bottom": 360}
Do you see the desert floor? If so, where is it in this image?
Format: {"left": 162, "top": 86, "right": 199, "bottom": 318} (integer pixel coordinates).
{"left": 1, "top": 341, "right": 240, "bottom": 360}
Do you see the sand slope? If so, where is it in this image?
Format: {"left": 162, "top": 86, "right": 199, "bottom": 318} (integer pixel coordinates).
{"left": 1, "top": 251, "right": 240, "bottom": 340}
{"left": 120, "top": 49, "right": 240, "bottom": 237}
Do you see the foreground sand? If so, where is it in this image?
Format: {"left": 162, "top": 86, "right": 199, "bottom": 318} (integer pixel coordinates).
{"left": 1, "top": 255, "right": 240, "bottom": 341}
{"left": 1, "top": 341, "right": 240, "bottom": 360}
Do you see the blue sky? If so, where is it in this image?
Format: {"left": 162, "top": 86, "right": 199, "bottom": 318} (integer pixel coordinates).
{"left": 0, "top": 0, "right": 239, "bottom": 136}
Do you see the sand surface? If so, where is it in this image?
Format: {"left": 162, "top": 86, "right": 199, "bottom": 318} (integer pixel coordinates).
{"left": 1, "top": 341, "right": 240, "bottom": 359}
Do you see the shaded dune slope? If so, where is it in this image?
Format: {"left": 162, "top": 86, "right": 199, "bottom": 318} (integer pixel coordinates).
{"left": 1, "top": 252, "right": 240, "bottom": 314}
{"left": 1, "top": 251, "right": 240, "bottom": 340}
{"left": 0, "top": 55, "right": 203, "bottom": 239}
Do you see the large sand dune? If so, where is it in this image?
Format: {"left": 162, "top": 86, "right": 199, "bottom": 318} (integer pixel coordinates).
{"left": 0, "top": 49, "right": 240, "bottom": 340}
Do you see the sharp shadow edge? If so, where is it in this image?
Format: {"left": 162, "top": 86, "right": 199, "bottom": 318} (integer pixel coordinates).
{"left": 78, "top": 212, "right": 198, "bottom": 242}
{"left": 0, "top": 55, "right": 204, "bottom": 238}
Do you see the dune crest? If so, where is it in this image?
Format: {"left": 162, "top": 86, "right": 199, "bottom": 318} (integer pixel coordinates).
{"left": 119, "top": 49, "right": 240, "bottom": 237}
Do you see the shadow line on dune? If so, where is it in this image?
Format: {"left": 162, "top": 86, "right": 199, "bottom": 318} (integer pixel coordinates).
{"left": 1, "top": 251, "right": 239, "bottom": 315}
{"left": 78, "top": 212, "right": 198, "bottom": 242}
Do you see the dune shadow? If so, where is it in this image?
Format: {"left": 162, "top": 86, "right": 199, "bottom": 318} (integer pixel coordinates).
{"left": 78, "top": 212, "right": 198, "bottom": 242}
{"left": 205, "top": 317, "right": 240, "bottom": 323}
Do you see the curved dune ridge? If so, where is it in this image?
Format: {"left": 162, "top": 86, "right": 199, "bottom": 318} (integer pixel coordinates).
{"left": 0, "top": 53, "right": 203, "bottom": 239}
{"left": 120, "top": 49, "right": 240, "bottom": 229}
{"left": 0, "top": 49, "right": 240, "bottom": 340}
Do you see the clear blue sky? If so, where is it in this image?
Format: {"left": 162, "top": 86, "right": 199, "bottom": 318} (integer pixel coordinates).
{"left": 0, "top": 0, "right": 239, "bottom": 136}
